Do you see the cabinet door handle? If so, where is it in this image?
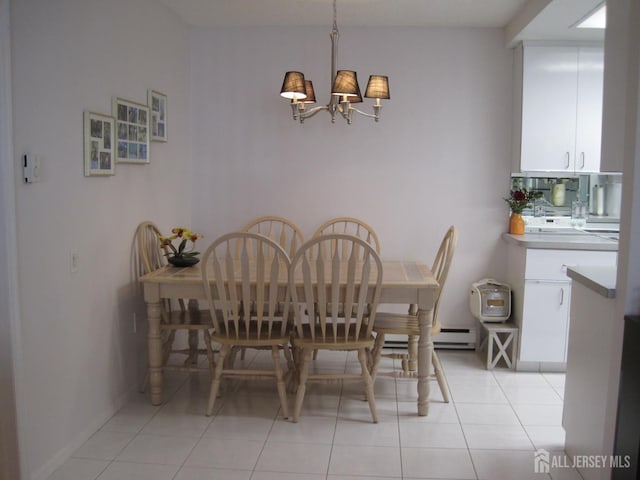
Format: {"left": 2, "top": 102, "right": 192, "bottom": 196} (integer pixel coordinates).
{"left": 580, "top": 152, "right": 585, "bottom": 169}
{"left": 560, "top": 287, "right": 565, "bottom": 306}
{"left": 565, "top": 152, "right": 571, "bottom": 169}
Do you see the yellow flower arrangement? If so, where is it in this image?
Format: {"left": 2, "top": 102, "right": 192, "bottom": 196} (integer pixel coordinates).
{"left": 159, "top": 227, "right": 203, "bottom": 259}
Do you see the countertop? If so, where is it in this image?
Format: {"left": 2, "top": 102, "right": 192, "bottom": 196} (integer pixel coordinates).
{"left": 566, "top": 265, "right": 617, "bottom": 298}
{"left": 501, "top": 232, "right": 618, "bottom": 251}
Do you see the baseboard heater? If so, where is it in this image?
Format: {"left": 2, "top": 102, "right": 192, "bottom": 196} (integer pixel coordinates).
{"left": 383, "top": 327, "right": 476, "bottom": 350}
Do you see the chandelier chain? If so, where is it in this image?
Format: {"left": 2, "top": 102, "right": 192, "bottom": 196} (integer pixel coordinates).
{"left": 333, "top": 0, "right": 338, "bottom": 31}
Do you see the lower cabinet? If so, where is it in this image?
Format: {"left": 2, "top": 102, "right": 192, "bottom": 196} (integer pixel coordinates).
{"left": 506, "top": 245, "right": 617, "bottom": 370}
{"left": 519, "top": 280, "right": 570, "bottom": 363}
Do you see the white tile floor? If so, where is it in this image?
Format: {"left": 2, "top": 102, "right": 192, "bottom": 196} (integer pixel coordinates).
{"left": 48, "top": 349, "right": 581, "bottom": 480}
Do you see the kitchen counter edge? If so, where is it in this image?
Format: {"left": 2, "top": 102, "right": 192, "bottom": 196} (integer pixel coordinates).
{"left": 566, "top": 265, "right": 617, "bottom": 299}
{"left": 501, "top": 233, "right": 618, "bottom": 251}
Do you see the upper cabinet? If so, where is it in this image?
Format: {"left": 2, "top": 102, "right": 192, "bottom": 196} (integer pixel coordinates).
{"left": 512, "top": 43, "right": 604, "bottom": 174}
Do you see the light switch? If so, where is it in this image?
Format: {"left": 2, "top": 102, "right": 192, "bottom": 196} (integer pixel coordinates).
{"left": 23, "top": 154, "right": 41, "bottom": 183}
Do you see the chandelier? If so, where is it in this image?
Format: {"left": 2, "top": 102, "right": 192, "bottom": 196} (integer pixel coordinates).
{"left": 279, "top": 0, "right": 390, "bottom": 125}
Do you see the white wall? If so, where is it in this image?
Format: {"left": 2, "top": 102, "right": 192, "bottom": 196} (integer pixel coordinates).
{"left": 189, "top": 26, "right": 514, "bottom": 328}
{"left": 10, "top": 0, "right": 191, "bottom": 478}
{"left": 9, "top": 10, "right": 515, "bottom": 477}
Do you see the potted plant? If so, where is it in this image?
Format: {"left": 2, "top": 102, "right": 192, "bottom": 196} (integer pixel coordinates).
{"left": 159, "top": 227, "right": 203, "bottom": 267}
{"left": 504, "top": 188, "right": 542, "bottom": 235}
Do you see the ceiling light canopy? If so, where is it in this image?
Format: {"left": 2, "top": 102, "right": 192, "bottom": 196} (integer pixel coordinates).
{"left": 279, "top": 0, "right": 390, "bottom": 124}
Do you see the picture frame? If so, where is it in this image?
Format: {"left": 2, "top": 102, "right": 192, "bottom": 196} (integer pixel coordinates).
{"left": 112, "top": 96, "right": 150, "bottom": 164}
{"left": 148, "top": 89, "right": 167, "bottom": 142}
{"left": 83, "top": 111, "right": 115, "bottom": 176}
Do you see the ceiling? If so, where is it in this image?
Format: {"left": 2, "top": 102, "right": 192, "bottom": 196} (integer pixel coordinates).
{"left": 155, "top": 0, "right": 527, "bottom": 28}
{"left": 155, "top": 0, "right": 605, "bottom": 43}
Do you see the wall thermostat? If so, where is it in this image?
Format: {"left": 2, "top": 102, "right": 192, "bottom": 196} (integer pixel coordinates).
{"left": 23, "top": 154, "right": 41, "bottom": 183}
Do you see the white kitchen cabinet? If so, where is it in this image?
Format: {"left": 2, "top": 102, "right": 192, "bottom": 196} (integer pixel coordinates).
{"left": 512, "top": 43, "right": 604, "bottom": 174}
{"left": 506, "top": 245, "right": 617, "bottom": 370}
{"left": 519, "top": 280, "right": 570, "bottom": 362}
{"left": 575, "top": 47, "right": 605, "bottom": 172}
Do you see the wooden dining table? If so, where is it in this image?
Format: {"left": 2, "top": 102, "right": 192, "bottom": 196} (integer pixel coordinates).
{"left": 139, "top": 260, "right": 439, "bottom": 415}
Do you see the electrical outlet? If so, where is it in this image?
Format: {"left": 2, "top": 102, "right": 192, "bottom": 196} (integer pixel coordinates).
{"left": 70, "top": 253, "right": 79, "bottom": 273}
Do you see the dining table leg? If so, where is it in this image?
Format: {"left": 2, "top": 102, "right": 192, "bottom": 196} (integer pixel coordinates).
{"left": 187, "top": 299, "right": 200, "bottom": 364}
{"left": 417, "top": 308, "right": 433, "bottom": 416}
{"left": 146, "top": 300, "right": 163, "bottom": 405}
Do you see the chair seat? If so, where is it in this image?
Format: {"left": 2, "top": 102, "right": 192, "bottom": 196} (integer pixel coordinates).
{"left": 211, "top": 322, "right": 289, "bottom": 346}
{"left": 373, "top": 312, "right": 442, "bottom": 336}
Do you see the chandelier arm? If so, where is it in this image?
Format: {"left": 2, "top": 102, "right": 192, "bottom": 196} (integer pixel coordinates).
{"left": 298, "top": 105, "right": 330, "bottom": 121}
{"left": 349, "top": 107, "right": 377, "bottom": 119}
{"left": 336, "top": 103, "right": 349, "bottom": 121}
{"left": 350, "top": 106, "right": 382, "bottom": 122}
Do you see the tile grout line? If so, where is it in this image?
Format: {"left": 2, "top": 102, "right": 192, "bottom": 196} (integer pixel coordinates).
{"left": 247, "top": 391, "right": 281, "bottom": 480}
{"left": 158, "top": 373, "right": 216, "bottom": 480}
{"left": 490, "top": 367, "right": 557, "bottom": 480}
{"left": 492, "top": 368, "right": 564, "bottom": 456}
{"left": 389, "top": 351, "right": 405, "bottom": 480}
{"left": 441, "top": 354, "right": 481, "bottom": 480}
{"left": 92, "top": 372, "right": 192, "bottom": 479}
{"left": 323, "top": 350, "right": 350, "bottom": 479}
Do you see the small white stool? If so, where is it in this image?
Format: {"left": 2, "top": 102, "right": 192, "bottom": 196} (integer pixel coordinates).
{"left": 478, "top": 321, "right": 518, "bottom": 369}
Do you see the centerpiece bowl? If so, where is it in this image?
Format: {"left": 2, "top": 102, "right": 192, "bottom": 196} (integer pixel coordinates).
{"left": 167, "top": 255, "right": 199, "bottom": 268}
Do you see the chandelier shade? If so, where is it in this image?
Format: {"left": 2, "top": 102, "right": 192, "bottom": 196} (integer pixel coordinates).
{"left": 364, "top": 75, "right": 390, "bottom": 100}
{"left": 349, "top": 80, "right": 363, "bottom": 103}
{"left": 301, "top": 80, "right": 316, "bottom": 103}
{"left": 351, "top": 84, "right": 363, "bottom": 104}
{"left": 332, "top": 70, "right": 360, "bottom": 98}
{"left": 280, "top": 71, "right": 307, "bottom": 100}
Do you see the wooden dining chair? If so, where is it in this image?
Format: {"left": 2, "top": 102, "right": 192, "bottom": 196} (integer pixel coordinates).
{"left": 311, "top": 217, "right": 381, "bottom": 359}
{"left": 134, "top": 221, "right": 214, "bottom": 390}
{"left": 237, "top": 216, "right": 304, "bottom": 361}
{"left": 289, "top": 234, "right": 383, "bottom": 423}
{"left": 370, "top": 226, "right": 458, "bottom": 403}
{"left": 242, "top": 216, "right": 305, "bottom": 257}
{"left": 312, "top": 217, "right": 381, "bottom": 255}
{"left": 201, "top": 232, "right": 293, "bottom": 417}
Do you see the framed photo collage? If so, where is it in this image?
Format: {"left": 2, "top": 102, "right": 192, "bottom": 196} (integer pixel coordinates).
{"left": 83, "top": 89, "right": 167, "bottom": 177}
